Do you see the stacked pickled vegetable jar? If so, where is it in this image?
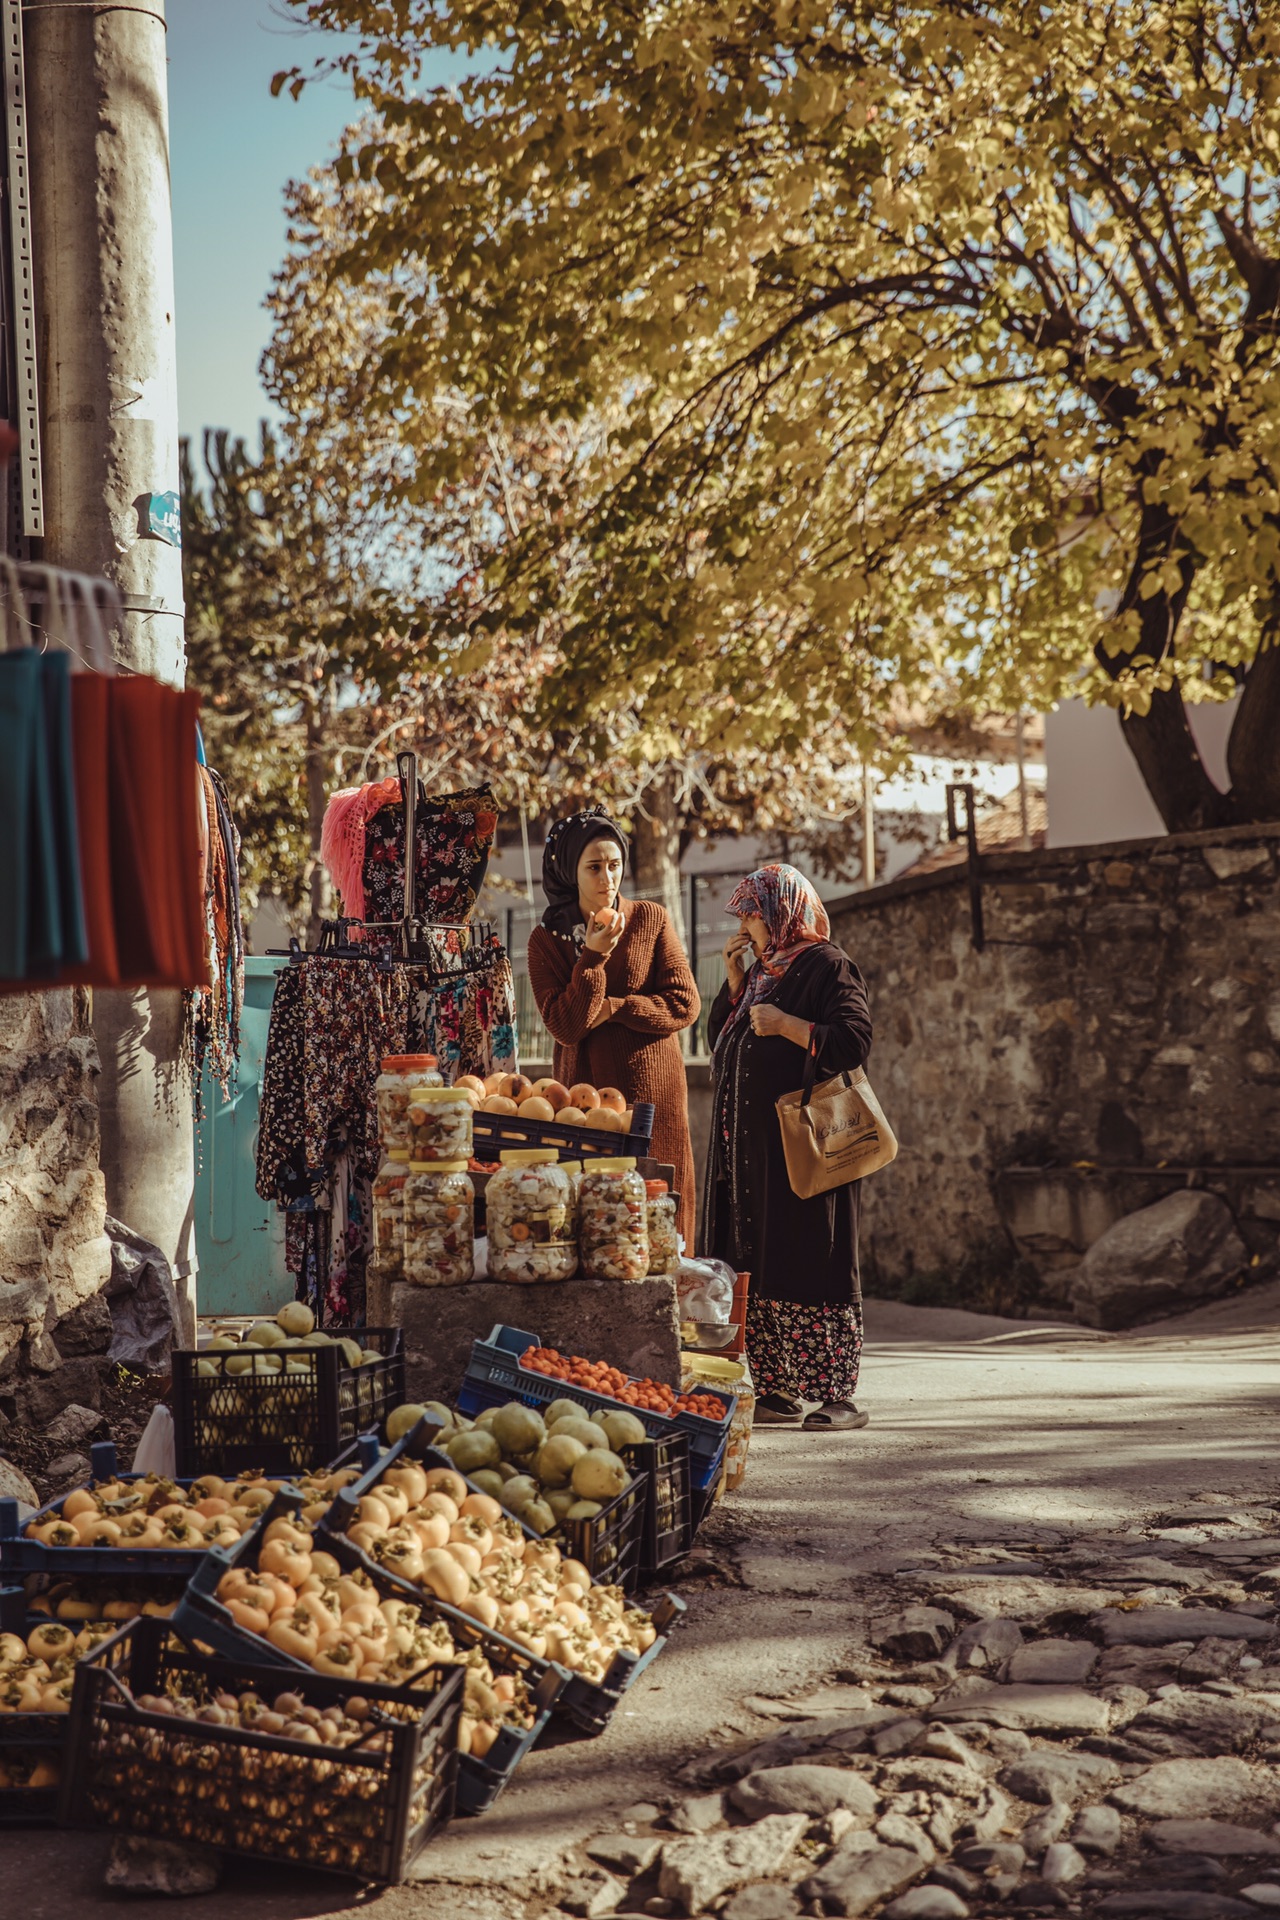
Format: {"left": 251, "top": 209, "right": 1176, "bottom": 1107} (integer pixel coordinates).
{"left": 404, "top": 1159, "right": 475, "bottom": 1286}
{"left": 645, "top": 1178, "right": 679, "bottom": 1275}
{"left": 406, "top": 1083, "right": 474, "bottom": 1162}
{"left": 372, "top": 1148, "right": 410, "bottom": 1280}
{"left": 487, "top": 1150, "right": 577, "bottom": 1283}
{"left": 375, "top": 1053, "right": 442, "bottom": 1152}
{"left": 581, "top": 1158, "right": 649, "bottom": 1281}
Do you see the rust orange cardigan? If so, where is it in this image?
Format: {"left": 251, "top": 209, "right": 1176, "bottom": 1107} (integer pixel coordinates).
{"left": 526, "top": 899, "right": 700, "bottom": 1246}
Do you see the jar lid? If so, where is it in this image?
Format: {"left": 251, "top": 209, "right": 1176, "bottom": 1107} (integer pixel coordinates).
{"left": 410, "top": 1085, "right": 469, "bottom": 1103}
{"left": 381, "top": 1053, "right": 439, "bottom": 1071}
{"left": 559, "top": 1160, "right": 581, "bottom": 1174}
{"left": 387, "top": 1148, "right": 411, "bottom": 1164}
{"left": 410, "top": 1158, "right": 470, "bottom": 1174}
{"left": 587, "top": 1157, "right": 638, "bottom": 1173}
{"left": 499, "top": 1149, "right": 560, "bottom": 1166}
{"left": 644, "top": 1179, "right": 669, "bottom": 1198}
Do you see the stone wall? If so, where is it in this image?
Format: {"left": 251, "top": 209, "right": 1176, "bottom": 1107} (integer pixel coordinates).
{"left": 827, "top": 822, "right": 1280, "bottom": 1306}
{"left": 0, "top": 989, "right": 112, "bottom": 1414}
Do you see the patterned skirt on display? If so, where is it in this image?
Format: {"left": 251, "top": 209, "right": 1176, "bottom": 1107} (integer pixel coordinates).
{"left": 745, "top": 1296, "right": 863, "bottom": 1403}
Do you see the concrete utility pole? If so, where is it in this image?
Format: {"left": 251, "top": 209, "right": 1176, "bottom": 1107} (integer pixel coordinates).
{"left": 26, "top": 0, "right": 196, "bottom": 1331}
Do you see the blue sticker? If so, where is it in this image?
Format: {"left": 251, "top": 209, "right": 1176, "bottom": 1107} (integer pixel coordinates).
{"left": 145, "top": 491, "right": 182, "bottom": 547}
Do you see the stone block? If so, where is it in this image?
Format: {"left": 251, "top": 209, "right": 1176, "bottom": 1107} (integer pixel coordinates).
{"left": 1070, "top": 1191, "right": 1247, "bottom": 1329}
{"left": 390, "top": 1276, "right": 682, "bottom": 1402}
{"left": 53, "top": 1289, "right": 113, "bottom": 1357}
{"left": 4, "top": 1358, "right": 104, "bottom": 1428}
{"left": 1110, "top": 1757, "right": 1276, "bottom": 1820}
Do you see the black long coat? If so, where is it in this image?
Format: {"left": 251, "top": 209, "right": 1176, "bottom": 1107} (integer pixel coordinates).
{"left": 700, "top": 942, "right": 873, "bottom": 1309}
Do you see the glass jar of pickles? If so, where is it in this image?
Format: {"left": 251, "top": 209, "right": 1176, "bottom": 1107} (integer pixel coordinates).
{"left": 560, "top": 1160, "right": 583, "bottom": 1239}
{"left": 580, "top": 1158, "right": 649, "bottom": 1282}
{"left": 404, "top": 1160, "right": 475, "bottom": 1287}
{"left": 645, "top": 1179, "right": 679, "bottom": 1276}
{"left": 486, "top": 1150, "right": 577, "bottom": 1284}
{"left": 372, "top": 1149, "right": 410, "bottom": 1281}
{"left": 376, "top": 1053, "right": 442, "bottom": 1153}
{"left": 405, "top": 1084, "right": 474, "bottom": 1163}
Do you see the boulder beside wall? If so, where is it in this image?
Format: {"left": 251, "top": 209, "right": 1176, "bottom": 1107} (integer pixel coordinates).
{"left": 1069, "top": 1190, "right": 1246, "bottom": 1330}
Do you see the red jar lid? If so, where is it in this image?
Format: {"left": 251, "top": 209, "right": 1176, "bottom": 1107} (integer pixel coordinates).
{"left": 380, "top": 1053, "right": 439, "bottom": 1071}
{"left": 644, "top": 1179, "right": 669, "bottom": 1199}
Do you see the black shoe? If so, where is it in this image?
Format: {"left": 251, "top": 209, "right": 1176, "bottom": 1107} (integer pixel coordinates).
{"left": 802, "top": 1401, "right": 870, "bottom": 1430}
{"left": 755, "top": 1391, "right": 804, "bottom": 1426}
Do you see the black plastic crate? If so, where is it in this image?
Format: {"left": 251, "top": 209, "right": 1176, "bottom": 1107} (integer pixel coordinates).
{"left": 625, "top": 1434, "right": 693, "bottom": 1579}
{"left": 0, "top": 1593, "right": 67, "bottom": 1825}
{"left": 171, "top": 1327, "right": 405, "bottom": 1477}
{"left": 60, "top": 1616, "right": 462, "bottom": 1882}
{"left": 472, "top": 1101, "right": 654, "bottom": 1163}
{"left": 171, "top": 1489, "right": 564, "bottom": 1811}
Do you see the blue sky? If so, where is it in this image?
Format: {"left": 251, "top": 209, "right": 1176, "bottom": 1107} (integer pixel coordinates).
{"left": 168, "top": 0, "right": 360, "bottom": 451}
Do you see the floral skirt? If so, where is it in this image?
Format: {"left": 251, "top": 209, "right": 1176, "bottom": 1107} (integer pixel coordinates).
{"left": 746, "top": 1297, "right": 863, "bottom": 1403}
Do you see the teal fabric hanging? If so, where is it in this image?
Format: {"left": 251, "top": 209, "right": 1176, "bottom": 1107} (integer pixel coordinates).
{"left": 0, "top": 649, "right": 37, "bottom": 976}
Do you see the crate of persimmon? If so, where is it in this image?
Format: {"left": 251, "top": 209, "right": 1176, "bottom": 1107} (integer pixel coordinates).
{"left": 171, "top": 1486, "right": 566, "bottom": 1812}
{"left": 170, "top": 1301, "right": 405, "bottom": 1478}
{"left": 60, "top": 1615, "right": 462, "bottom": 1882}
{"left": 0, "top": 1607, "right": 85, "bottom": 1825}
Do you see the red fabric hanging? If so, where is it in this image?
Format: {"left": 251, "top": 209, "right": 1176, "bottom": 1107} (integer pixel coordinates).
{"left": 65, "top": 675, "right": 120, "bottom": 985}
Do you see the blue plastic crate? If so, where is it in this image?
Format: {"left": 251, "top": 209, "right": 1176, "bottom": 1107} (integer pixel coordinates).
{"left": 459, "top": 1324, "right": 735, "bottom": 1492}
{"left": 0, "top": 1441, "right": 219, "bottom": 1578}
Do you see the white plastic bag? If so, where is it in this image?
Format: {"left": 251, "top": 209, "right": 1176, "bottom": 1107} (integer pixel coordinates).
{"left": 131, "top": 1404, "right": 176, "bottom": 1477}
{"left": 676, "top": 1257, "right": 737, "bottom": 1324}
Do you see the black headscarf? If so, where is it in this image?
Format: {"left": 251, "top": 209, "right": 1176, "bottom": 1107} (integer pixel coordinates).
{"left": 540, "top": 807, "right": 629, "bottom": 939}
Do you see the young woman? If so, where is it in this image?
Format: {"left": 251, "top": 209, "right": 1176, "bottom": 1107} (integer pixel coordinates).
{"left": 702, "top": 864, "right": 873, "bottom": 1429}
{"left": 526, "top": 807, "right": 700, "bottom": 1245}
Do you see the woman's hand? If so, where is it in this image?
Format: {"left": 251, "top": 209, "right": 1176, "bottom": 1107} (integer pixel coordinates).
{"left": 583, "top": 907, "right": 623, "bottom": 957}
{"left": 723, "top": 927, "right": 752, "bottom": 996}
{"left": 750, "top": 1004, "right": 813, "bottom": 1048}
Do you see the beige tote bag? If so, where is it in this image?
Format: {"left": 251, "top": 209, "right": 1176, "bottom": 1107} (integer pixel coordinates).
{"left": 776, "top": 1048, "right": 898, "bottom": 1199}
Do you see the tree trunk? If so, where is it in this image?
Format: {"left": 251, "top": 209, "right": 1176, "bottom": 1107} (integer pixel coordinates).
{"left": 1119, "top": 685, "right": 1235, "bottom": 833}
{"left": 1227, "top": 631, "right": 1280, "bottom": 823}
{"left": 630, "top": 769, "right": 689, "bottom": 948}
{"left": 1100, "top": 505, "right": 1234, "bottom": 834}
{"left": 305, "top": 683, "right": 334, "bottom": 948}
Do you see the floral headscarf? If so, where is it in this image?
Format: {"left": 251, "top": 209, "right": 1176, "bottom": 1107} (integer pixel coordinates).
{"left": 716, "top": 863, "right": 830, "bottom": 1046}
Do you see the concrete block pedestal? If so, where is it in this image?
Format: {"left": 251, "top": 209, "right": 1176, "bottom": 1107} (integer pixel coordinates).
{"left": 384, "top": 1275, "right": 682, "bottom": 1405}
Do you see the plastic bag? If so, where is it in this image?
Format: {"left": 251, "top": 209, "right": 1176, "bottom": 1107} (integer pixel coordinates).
{"left": 676, "top": 1257, "right": 737, "bottom": 1324}
{"left": 131, "top": 1404, "right": 176, "bottom": 1477}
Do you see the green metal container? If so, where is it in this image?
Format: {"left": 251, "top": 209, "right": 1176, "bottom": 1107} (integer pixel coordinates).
{"left": 193, "top": 956, "right": 289, "bottom": 1318}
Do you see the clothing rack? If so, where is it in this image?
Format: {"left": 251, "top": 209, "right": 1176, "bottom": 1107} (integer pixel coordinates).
{"left": 274, "top": 916, "right": 502, "bottom": 984}
{"left": 0, "top": 559, "right": 121, "bottom": 675}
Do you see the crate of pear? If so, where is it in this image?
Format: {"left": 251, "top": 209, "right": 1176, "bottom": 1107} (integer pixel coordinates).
{"left": 173, "top": 1303, "right": 406, "bottom": 1478}
{"left": 413, "top": 1397, "right": 649, "bottom": 1589}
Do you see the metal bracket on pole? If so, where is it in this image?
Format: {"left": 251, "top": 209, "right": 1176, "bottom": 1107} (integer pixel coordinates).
{"left": 1, "top": 0, "right": 41, "bottom": 538}
{"left": 946, "top": 781, "right": 986, "bottom": 953}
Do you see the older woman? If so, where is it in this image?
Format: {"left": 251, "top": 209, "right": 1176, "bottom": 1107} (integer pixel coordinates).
{"left": 701, "top": 865, "right": 873, "bottom": 1429}
{"left": 526, "top": 807, "right": 700, "bottom": 1245}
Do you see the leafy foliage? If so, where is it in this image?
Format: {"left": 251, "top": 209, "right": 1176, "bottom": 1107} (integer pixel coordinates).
{"left": 277, "top": 0, "right": 1280, "bottom": 830}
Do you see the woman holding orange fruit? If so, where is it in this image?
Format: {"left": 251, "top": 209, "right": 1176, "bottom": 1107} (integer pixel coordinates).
{"left": 524, "top": 808, "right": 700, "bottom": 1246}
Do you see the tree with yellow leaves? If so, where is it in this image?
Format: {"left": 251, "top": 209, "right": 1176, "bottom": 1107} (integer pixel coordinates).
{"left": 277, "top": 0, "right": 1280, "bottom": 831}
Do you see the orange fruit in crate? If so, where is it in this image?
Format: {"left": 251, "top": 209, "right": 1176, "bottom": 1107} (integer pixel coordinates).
{"left": 520, "top": 1096, "right": 556, "bottom": 1122}
{"left": 482, "top": 1095, "right": 519, "bottom": 1114}
{"left": 557, "top": 1107, "right": 587, "bottom": 1126}
{"left": 597, "top": 1087, "right": 626, "bottom": 1114}
{"left": 568, "top": 1083, "right": 599, "bottom": 1112}
{"left": 542, "top": 1081, "right": 571, "bottom": 1112}
{"left": 456, "top": 1073, "right": 487, "bottom": 1098}
{"left": 584, "top": 1106, "right": 622, "bottom": 1132}
{"left": 506, "top": 1074, "right": 536, "bottom": 1102}
{"left": 483, "top": 1072, "right": 508, "bottom": 1094}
